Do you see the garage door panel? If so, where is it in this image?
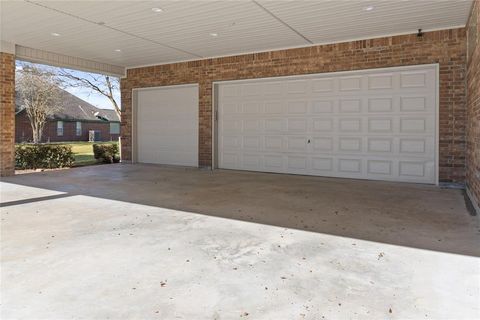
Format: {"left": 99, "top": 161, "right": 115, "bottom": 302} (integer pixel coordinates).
{"left": 399, "top": 137, "right": 435, "bottom": 155}
{"left": 339, "top": 76, "right": 362, "bottom": 91}
{"left": 221, "top": 136, "right": 240, "bottom": 149}
{"left": 139, "top": 124, "right": 198, "bottom": 136}
{"left": 368, "top": 118, "right": 393, "bottom": 133}
{"left": 340, "top": 99, "right": 362, "bottom": 113}
{"left": 400, "top": 96, "right": 430, "bottom": 112}
{"left": 399, "top": 161, "right": 427, "bottom": 177}
{"left": 312, "top": 78, "right": 335, "bottom": 93}
{"left": 243, "top": 102, "right": 263, "bottom": 114}
{"left": 287, "top": 136, "right": 308, "bottom": 152}
{"left": 312, "top": 137, "right": 334, "bottom": 152}
{"left": 312, "top": 100, "right": 334, "bottom": 113}
{"left": 338, "top": 158, "right": 362, "bottom": 173}
{"left": 242, "top": 154, "right": 261, "bottom": 169}
{"left": 368, "top": 73, "right": 394, "bottom": 90}
{"left": 221, "top": 152, "right": 239, "bottom": 168}
{"left": 220, "top": 119, "right": 242, "bottom": 133}
{"left": 141, "top": 121, "right": 196, "bottom": 131}
{"left": 312, "top": 157, "right": 334, "bottom": 171}
{"left": 139, "top": 148, "right": 196, "bottom": 165}
{"left": 264, "top": 154, "right": 284, "bottom": 170}
{"left": 243, "top": 119, "right": 262, "bottom": 131}
{"left": 367, "top": 138, "right": 393, "bottom": 153}
{"left": 368, "top": 97, "right": 393, "bottom": 112}
{"left": 222, "top": 102, "right": 241, "bottom": 114}
{"left": 136, "top": 85, "right": 198, "bottom": 167}
{"left": 367, "top": 160, "right": 393, "bottom": 175}
{"left": 287, "top": 156, "right": 308, "bottom": 171}
{"left": 265, "top": 119, "right": 285, "bottom": 132}
{"left": 219, "top": 85, "right": 239, "bottom": 97}
{"left": 264, "top": 82, "right": 284, "bottom": 95}
{"left": 287, "top": 118, "right": 308, "bottom": 132}
{"left": 400, "top": 117, "right": 432, "bottom": 133}
{"left": 339, "top": 118, "right": 362, "bottom": 132}
{"left": 312, "top": 118, "right": 334, "bottom": 132}
{"left": 264, "top": 101, "right": 284, "bottom": 114}
{"left": 400, "top": 71, "right": 428, "bottom": 88}
{"left": 218, "top": 65, "right": 437, "bottom": 184}
{"left": 265, "top": 136, "right": 284, "bottom": 150}
{"left": 287, "top": 80, "right": 310, "bottom": 94}
{"left": 157, "top": 152, "right": 196, "bottom": 166}
{"left": 242, "top": 83, "right": 262, "bottom": 96}
{"left": 338, "top": 137, "right": 362, "bottom": 152}
{"left": 287, "top": 101, "right": 309, "bottom": 114}
{"left": 243, "top": 136, "right": 262, "bottom": 150}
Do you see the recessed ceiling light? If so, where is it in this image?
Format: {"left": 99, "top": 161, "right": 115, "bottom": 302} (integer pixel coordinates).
{"left": 114, "top": 49, "right": 121, "bottom": 52}
{"left": 51, "top": 32, "right": 61, "bottom": 37}
{"left": 210, "top": 33, "right": 218, "bottom": 37}
{"left": 364, "top": 5, "right": 374, "bottom": 11}
{"left": 152, "top": 7, "right": 163, "bottom": 12}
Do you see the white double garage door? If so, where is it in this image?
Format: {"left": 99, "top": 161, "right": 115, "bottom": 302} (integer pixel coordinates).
{"left": 135, "top": 64, "right": 438, "bottom": 184}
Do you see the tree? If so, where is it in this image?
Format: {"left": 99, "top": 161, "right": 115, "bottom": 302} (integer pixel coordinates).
{"left": 16, "top": 65, "right": 62, "bottom": 143}
{"left": 58, "top": 69, "right": 121, "bottom": 119}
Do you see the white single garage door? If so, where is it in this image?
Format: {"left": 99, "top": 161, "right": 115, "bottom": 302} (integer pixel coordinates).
{"left": 135, "top": 84, "right": 198, "bottom": 167}
{"left": 217, "top": 65, "right": 437, "bottom": 184}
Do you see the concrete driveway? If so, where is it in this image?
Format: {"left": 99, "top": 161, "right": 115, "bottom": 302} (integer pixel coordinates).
{"left": 1, "top": 164, "right": 479, "bottom": 319}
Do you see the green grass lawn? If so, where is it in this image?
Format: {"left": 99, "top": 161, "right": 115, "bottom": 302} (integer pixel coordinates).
{"left": 16, "top": 141, "right": 119, "bottom": 167}
{"left": 66, "top": 141, "right": 118, "bottom": 166}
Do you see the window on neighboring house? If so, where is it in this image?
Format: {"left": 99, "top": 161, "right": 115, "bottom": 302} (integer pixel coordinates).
{"left": 110, "top": 122, "right": 120, "bottom": 134}
{"left": 76, "top": 121, "right": 82, "bottom": 136}
{"left": 57, "top": 121, "right": 63, "bottom": 136}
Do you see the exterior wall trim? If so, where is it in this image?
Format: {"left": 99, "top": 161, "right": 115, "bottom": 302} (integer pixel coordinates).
{"left": 15, "top": 45, "right": 125, "bottom": 77}
{"left": 0, "top": 41, "right": 15, "bottom": 54}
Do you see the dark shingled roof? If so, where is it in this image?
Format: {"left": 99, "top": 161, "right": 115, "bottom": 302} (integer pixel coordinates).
{"left": 16, "top": 87, "right": 120, "bottom": 122}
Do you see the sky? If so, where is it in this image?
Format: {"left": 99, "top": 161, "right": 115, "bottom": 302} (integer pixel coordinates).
{"left": 15, "top": 60, "right": 121, "bottom": 110}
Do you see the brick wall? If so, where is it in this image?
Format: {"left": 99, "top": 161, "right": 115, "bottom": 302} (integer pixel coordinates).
{"left": 466, "top": 1, "right": 480, "bottom": 209}
{"left": 121, "top": 28, "right": 467, "bottom": 182}
{"left": 0, "top": 52, "right": 15, "bottom": 176}
{"left": 15, "top": 112, "right": 120, "bottom": 142}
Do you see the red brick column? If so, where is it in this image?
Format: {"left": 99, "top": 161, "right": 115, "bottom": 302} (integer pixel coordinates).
{"left": 0, "top": 52, "right": 15, "bottom": 176}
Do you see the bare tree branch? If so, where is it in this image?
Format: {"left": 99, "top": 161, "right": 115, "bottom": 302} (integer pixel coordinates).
{"left": 58, "top": 69, "right": 121, "bottom": 119}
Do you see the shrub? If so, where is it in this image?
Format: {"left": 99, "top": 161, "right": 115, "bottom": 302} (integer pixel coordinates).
{"left": 15, "top": 144, "right": 75, "bottom": 170}
{"left": 93, "top": 143, "right": 120, "bottom": 164}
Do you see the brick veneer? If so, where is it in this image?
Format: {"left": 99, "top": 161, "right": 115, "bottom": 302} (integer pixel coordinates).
{"left": 15, "top": 112, "right": 120, "bottom": 143}
{"left": 466, "top": 1, "right": 480, "bottom": 210}
{"left": 121, "top": 28, "right": 467, "bottom": 182}
{"left": 0, "top": 52, "right": 15, "bottom": 176}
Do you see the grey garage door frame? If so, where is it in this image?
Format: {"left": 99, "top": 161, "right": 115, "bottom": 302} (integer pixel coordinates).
{"left": 212, "top": 64, "right": 439, "bottom": 184}
{"left": 132, "top": 83, "right": 199, "bottom": 167}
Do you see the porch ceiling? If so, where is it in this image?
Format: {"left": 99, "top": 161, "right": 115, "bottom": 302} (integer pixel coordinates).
{"left": 0, "top": 0, "right": 473, "bottom": 69}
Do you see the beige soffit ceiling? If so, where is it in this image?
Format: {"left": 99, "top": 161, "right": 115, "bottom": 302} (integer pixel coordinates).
{"left": 0, "top": 0, "right": 474, "bottom": 70}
